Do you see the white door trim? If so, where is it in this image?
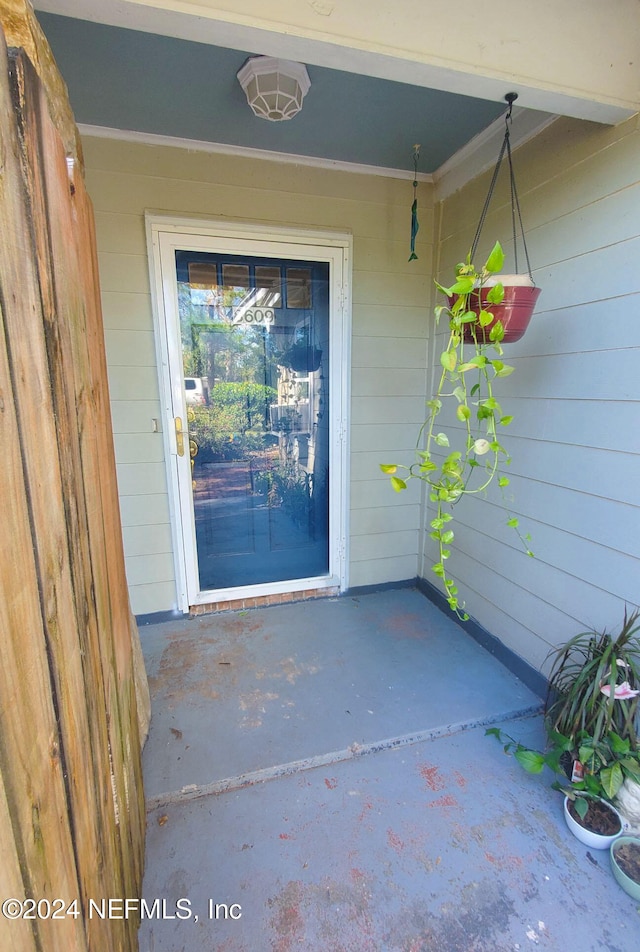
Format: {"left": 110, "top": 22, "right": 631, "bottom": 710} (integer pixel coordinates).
{"left": 146, "top": 214, "right": 352, "bottom": 612}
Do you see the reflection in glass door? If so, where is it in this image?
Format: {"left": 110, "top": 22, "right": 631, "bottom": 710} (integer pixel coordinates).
{"left": 175, "top": 251, "right": 330, "bottom": 591}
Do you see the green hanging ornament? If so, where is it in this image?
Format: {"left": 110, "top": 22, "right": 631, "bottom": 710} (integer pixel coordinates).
{"left": 409, "top": 144, "right": 420, "bottom": 262}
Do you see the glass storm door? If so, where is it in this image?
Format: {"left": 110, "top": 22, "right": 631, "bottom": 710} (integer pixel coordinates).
{"left": 173, "top": 250, "right": 331, "bottom": 596}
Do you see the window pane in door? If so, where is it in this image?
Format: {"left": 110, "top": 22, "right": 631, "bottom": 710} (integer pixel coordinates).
{"left": 175, "top": 251, "right": 330, "bottom": 592}
{"left": 286, "top": 267, "right": 311, "bottom": 308}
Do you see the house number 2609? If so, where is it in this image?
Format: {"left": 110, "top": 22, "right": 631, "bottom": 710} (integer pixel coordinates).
{"left": 232, "top": 308, "right": 275, "bottom": 325}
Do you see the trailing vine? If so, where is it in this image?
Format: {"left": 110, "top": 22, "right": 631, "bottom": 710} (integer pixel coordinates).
{"left": 381, "top": 241, "right": 533, "bottom": 619}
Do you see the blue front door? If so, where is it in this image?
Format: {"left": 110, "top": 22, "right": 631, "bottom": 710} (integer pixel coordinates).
{"left": 175, "top": 251, "right": 330, "bottom": 591}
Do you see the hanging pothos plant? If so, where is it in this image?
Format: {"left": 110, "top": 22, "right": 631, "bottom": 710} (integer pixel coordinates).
{"left": 381, "top": 240, "right": 533, "bottom": 619}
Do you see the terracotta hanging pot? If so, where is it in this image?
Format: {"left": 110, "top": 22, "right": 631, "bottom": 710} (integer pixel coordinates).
{"left": 448, "top": 275, "right": 541, "bottom": 344}
{"left": 454, "top": 93, "right": 541, "bottom": 345}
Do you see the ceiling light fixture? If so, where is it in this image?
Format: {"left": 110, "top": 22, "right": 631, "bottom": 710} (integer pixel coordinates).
{"left": 237, "top": 56, "right": 310, "bottom": 121}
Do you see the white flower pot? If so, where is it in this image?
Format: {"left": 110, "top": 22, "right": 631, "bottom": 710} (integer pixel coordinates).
{"left": 614, "top": 777, "right": 640, "bottom": 833}
{"left": 563, "top": 796, "right": 622, "bottom": 850}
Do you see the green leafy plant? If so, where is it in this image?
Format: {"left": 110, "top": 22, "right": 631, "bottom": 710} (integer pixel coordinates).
{"left": 572, "top": 730, "right": 640, "bottom": 801}
{"left": 544, "top": 608, "right": 640, "bottom": 749}
{"left": 380, "top": 241, "right": 532, "bottom": 618}
{"left": 487, "top": 609, "right": 640, "bottom": 821}
{"left": 487, "top": 725, "right": 640, "bottom": 820}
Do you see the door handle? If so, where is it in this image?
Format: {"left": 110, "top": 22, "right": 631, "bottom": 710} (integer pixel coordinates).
{"left": 175, "top": 417, "right": 185, "bottom": 456}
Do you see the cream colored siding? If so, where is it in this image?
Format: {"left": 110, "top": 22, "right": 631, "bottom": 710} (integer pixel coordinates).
{"left": 111, "top": 398, "right": 161, "bottom": 430}
{"left": 83, "top": 136, "right": 431, "bottom": 612}
{"left": 113, "top": 433, "right": 165, "bottom": 465}
{"left": 122, "top": 523, "right": 174, "bottom": 557}
{"left": 430, "top": 115, "right": 640, "bottom": 671}
{"left": 119, "top": 494, "right": 171, "bottom": 528}
{"left": 82, "top": 115, "right": 638, "bottom": 657}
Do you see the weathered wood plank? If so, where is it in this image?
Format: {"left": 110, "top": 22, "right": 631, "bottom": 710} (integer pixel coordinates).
{"left": 9, "top": 49, "right": 123, "bottom": 951}
{"left": 0, "top": 771, "right": 37, "bottom": 952}
{"left": 70, "top": 132, "right": 147, "bottom": 924}
{"left": 0, "top": 0, "right": 82, "bottom": 166}
{"left": 0, "top": 64, "right": 87, "bottom": 936}
{"left": 0, "top": 18, "right": 145, "bottom": 952}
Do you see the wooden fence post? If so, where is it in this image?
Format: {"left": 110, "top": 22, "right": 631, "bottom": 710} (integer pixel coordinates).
{"left": 0, "top": 6, "right": 146, "bottom": 950}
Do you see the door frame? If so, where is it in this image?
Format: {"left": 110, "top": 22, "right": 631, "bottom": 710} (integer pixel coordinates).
{"left": 146, "top": 213, "right": 352, "bottom": 612}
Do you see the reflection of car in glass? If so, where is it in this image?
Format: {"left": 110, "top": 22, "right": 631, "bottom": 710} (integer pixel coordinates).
{"left": 184, "top": 377, "right": 210, "bottom": 406}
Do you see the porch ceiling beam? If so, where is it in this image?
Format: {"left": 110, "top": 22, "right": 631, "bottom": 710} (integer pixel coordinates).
{"left": 34, "top": 0, "right": 640, "bottom": 125}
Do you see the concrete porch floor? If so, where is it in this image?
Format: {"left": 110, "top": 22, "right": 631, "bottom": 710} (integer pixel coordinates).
{"left": 138, "top": 588, "right": 640, "bottom": 951}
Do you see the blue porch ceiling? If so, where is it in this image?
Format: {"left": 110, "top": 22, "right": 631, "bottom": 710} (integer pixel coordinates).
{"left": 36, "top": 12, "right": 509, "bottom": 174}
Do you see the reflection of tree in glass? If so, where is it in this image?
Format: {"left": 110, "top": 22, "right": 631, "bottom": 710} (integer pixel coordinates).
{"left": 208, "top": 327, "right": 271, "bottom": 385}
{"left": 178, "top": 281, "right": 275, "bottom": 385}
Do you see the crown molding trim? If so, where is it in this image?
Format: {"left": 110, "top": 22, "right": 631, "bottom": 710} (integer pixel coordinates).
{"left": 77, "top": 124, "right": 433, "bottom": 182}
{"left": 78, "top": 109, "right": 556, "bottom": 194}
{"left": 433, "top": 107, "right": 558, "bottom": 201}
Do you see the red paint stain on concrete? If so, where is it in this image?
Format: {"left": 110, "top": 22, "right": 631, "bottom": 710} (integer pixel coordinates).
{"left": 453, "top": 769, "right": 468, "bottom": 788}
{"left": 427, "top": 794, "right": 458, "bottom": 809}
{"left": 324, "top": 777, "right": 338, "bottom": 789}
{"left": 418, "top": 763, "right": 446, "bottom": 791}
{"left": 386, "top": 611, "right": 426, "bottom": 639}
{"left": 387, "top": 828, "right": 405, "bottom": 853}
{"left": 270, "top": 882, "right": 304, "bottom": 952}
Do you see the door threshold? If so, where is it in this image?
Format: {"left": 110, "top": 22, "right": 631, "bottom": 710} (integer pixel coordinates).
{"left": 189, "top": 585, "right": 340, "bottom": 616}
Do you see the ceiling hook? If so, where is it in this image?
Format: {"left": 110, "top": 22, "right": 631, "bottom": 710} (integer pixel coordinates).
{"left": 504, "top": 91, "right": 518, "bottom": 123}
{"left": 412, "top": 144, "right": 421, "bottom": 177}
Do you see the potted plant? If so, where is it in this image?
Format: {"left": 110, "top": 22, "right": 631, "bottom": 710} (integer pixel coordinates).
{"left": 488, "top": 610, "right": 640, "bottom": 846}
{"left": 487, "top": 724, "right": 634, "bottom": 847}
{"left": 284, "top": 344, "right": 322, "bottom": 374}
{"left": 280, "top": 327, "right": 322, "bottom": 374}
{"left": 563, "top": 793, "right": 623, "bottom": 850}
{"left": 544, "top": 607, "right": 640, "bottom": 830}
{"left": 545, "top": 608, "right": 640, "bottom": 749}
{"left": 450, "top": 273, "right": 541, "bottom": 344}
{"left": 610, "top": 836, "right": 640, "bottom": 900}
{"left": 559, "top": 729, "right": 635, "bottom": 848}
{"left": 381, "top": 241, "right": 533, "bottom": 618}
{"left": 449, "top": 93, "right": 541, "bottom": 346}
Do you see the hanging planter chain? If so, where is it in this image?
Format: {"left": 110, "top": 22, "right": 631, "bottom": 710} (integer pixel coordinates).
{"left": 470, "top": 93, "right": 534, "bottom": 283}
{"left": 409, "top": 144, "right": 420, "bottom": 261}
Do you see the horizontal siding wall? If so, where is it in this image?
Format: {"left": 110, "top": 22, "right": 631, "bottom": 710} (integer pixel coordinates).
{"left": 82, "top": 137, "right": 432, "bottom": 612}
{"left": 430, "top": 114, "right": 640, "bottom": 672}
